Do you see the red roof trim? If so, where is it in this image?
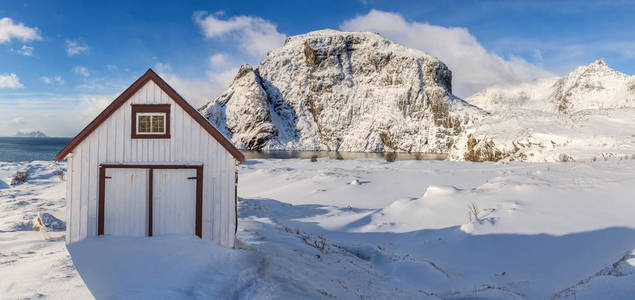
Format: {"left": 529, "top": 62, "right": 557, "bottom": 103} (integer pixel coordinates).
{"left": 55, "top": 69, "right": 245, "bottom": 162}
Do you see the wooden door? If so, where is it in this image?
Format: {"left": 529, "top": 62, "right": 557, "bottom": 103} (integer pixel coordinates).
{"left": 152, "top": 169, "right": 197, "bottom": 236}
{"left": 103, "top": 168, "right": 148, "bottom": 236}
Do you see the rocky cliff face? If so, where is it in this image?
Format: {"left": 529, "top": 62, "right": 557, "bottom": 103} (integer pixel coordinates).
{"left": 201, "top": 29, "right": 481, "bottom": 152}
{"left": 466, "top": 59, "right": 635, "bottom": 114}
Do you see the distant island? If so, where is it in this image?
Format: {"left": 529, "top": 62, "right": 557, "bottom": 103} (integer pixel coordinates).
{"left": 15, "top": 131, "right": 48, "bottom": 138}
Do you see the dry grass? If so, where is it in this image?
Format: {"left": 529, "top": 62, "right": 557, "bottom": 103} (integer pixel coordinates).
{"left": 385, "top": 152, "right": 397, "bottom": 162}
{"left": 558, "top": 153, "right": 574, "bottom": 162}
{"left": 56, "top": 169, "right": 65, "bottom": 181}
{"left": 10, "top": 171, "right": 28, "bottom": 185}
{"left": 466, "top": 202, "right": 481, "bottom": 223}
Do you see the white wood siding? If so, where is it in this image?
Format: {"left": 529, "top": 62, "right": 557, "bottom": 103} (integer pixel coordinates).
{"left": 66, "top": 80, "right": 236, "bottom": 247}
{"left": 153, "top": 169, "right": 197, "bottom": 236}
{"left": 104, "top": 168, "right": 149, "bottom": 236}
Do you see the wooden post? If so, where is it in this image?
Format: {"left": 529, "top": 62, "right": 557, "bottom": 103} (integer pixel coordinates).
{"left": 148, "top": 168, "right": 153, "bottom": 236}
{"left": 195, "top": 166, "right": 203, "bottom": 238}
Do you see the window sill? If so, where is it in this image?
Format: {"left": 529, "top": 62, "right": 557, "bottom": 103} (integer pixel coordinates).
{"left": 131, "top": 133, "right": 171, "bottom": 139}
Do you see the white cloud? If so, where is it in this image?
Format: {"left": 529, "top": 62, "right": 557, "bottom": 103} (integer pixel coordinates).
{"left": 154, "top": 62, "right": 237, "bottom": 107}
{"left": 41, "top": 75, "right": 64, "bottom": 85}
{"left": 10, "top": 117, "right": 25, "bottom": 125}
{"left": 78, "top": 95, "right": 112, "bottom": 124}
{"left": 106, "top": 64, "right": 118, "bottom": 71}
{"left": 0, "top": 73, "right": 24, "bottom": 89}
{"left": 0, "top": 91, "right": 120, "bottom": 137}
{"left": 209, "top": 53, "right": 229, "bottom": 67}
{"left": 65, "top": 39, "right": 89, "bottom": 56}
{"left": 194, "top": 11, "right": 286, "bottom": 58}
{"left": 158, "top": 72, "right": 222, "bottom": 108}
{"left": 155, "top": 62, "right": 238, "bottom": 108}
{"left": 15, "top": 45, "right": 34, "bottom": 56}
{"left": 340, "top": 10, "right": 552, "bottom": 97}
{"left": 155, "top": 62, "right": 172, "bottom": 73}
{"left": 206, "top": 67, "right": 238, "bottom": 88}
{"left": 0, "top": 17, "right": 41, "bottom": 43}
{"left": 73, "top": 66, "right": 90, "bottom": 77}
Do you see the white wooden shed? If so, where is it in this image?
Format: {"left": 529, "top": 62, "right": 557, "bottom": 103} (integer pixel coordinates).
{"left": 56, "top": 69, "right": 245, "bottom": 248}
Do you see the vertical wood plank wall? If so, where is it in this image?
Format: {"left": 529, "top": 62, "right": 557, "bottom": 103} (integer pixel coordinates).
{"left": 65, "top": 80, "right": 236, "bottom": 247}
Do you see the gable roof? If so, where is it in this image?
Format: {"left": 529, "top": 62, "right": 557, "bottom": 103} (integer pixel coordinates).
{"left": 55, "top": 68, "right": 245, "bottom": 162}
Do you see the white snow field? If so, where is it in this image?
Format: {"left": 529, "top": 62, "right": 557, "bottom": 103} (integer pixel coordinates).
{"left": 1, "top": 159, "right": 634, "bottom": 299}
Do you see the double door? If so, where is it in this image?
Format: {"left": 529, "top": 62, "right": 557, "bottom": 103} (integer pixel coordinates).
{"left": 99, "top": 165, "right": 202, "bottom": 238}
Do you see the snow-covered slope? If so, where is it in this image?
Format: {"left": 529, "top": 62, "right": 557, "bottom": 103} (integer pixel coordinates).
{"left": 454, "top": 60, "right": 635, "bottom": 162}
{"left": 201, "top": 29, "right": 481, "bottom": 153}
{"left": 465, "top": 77, "right": 560, "bottom": 112}
{"left": 467, "top": 59, "right": 635, "bottom": 113}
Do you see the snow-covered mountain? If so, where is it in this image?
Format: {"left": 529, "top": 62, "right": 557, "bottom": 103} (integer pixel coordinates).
{"left": 201, "top": 31, "right": 634, "bottom": 162}
{"left": 454, "top": 59, "right": 635, "bottom": 162}
{"left": 201, "top": 29, "right": 481, "bottom": 152}
{"left": 466, "top": 59, "right": 635, "bottom": 113}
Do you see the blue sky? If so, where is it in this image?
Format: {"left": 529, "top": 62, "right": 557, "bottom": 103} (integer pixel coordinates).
{"left": 2, "top": 0, "right": 635, "bottom": 136}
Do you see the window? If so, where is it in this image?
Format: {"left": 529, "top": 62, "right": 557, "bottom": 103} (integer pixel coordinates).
{"left": 131, "top": 104, "right": 170, "bottom": 139}
{"left": 137, "top": 113, "right": 165, "bottom": 134}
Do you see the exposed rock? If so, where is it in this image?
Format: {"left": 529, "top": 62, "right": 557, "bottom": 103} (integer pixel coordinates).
{"left": 32, "top": 212, "right": 65, "bottom": 231}
{"left": 463, "top": 134, "right": 507, "bottom": 162}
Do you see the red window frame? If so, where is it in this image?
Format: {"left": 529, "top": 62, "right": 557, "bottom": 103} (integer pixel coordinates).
{"left": 131, "top": 104, "right": 171, "bottom": 139}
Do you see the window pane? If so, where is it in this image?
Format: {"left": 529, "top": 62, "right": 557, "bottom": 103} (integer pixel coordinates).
{"left": 138, "top": 115, "right": 151, "bottom": 132}
{"left": 152, "top": 115, "right": 164, "bottom": 133}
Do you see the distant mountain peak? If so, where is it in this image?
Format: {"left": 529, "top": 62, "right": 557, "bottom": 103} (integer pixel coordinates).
{"left": 591, "top": 58, "right": 606, "bottom": 66}
{"left": 550, "top": 59, "right": 631, "bottom": 113}
{"left": 15, "top": 131, "right": 47, "bottom": 138}
{"left": 466, "top": 59, "right": 635, "bottom": 114}
{"left": 570, "top": 58, "right": 620, "bottom": 76}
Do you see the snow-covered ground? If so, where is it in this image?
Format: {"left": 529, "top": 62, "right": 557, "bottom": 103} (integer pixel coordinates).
{"left": 1, "top": 159, "right": 634, "bottom": 299}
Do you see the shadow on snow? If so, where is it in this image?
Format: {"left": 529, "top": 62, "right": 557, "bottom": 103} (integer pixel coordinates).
{"left": 238, "top": 197, "right": 635, "bottom": 298}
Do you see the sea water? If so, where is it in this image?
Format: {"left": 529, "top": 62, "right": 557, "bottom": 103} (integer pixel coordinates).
{"left": 0, "top": 137, "right": 72, "bottom": 162}
{"left": 0, "top": 137, "right": 447, "bottom": 162}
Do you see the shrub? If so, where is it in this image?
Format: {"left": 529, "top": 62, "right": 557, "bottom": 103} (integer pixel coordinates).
{"left": 414, "top": 153, "right": 423, "bottom": 160}
{"left": 310, "top": 155, "right": 318, "bottom": 162}
{"left": 466, "top": 202, "right": 480, "bottom": 223}
{"left": 11, "top": 171, "right": 28, "bottom": 185}
{"left": 56, "top": 169, "right": 65, "bottom": 181}
{"left": 335, "top": 153, "right": 344, "bottom": 160}
{"left": 558, "top": 153, "right": 574, "bottom": 162}
{"left": 386, "top": 152, "right": 397, "bottom": 162}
